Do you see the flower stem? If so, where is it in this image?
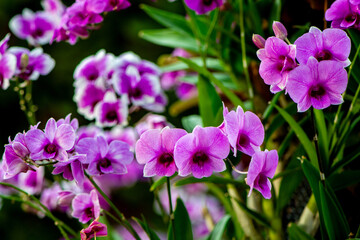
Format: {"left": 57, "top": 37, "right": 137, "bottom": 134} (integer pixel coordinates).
{"left": 86, "top": 174, "right": 141, "bottom": 240}
{"left": 167, "top": 177, "right": 176, "bottom": 240}
{"left": 0, "top": 182, "right": 76, "bottom": 239}
{"left": 239, "top": 0, "right": 254, "bottom": 109}
{"left": 310, "top": 108, "right": 325, "bottom": 184}
{"left": 14, "top": 79, "right": 36, "bottom": 125}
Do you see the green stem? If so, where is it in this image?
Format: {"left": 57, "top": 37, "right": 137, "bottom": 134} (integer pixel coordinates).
{"left": 262, "top": 92, "right": 282, "bottom": 123}
{"left": 0, "top": 182, "right": 76, "bottom": 239}
{"left": 86, "top": 174, "right": 141, "bottom": 240}
{"left": 167, "top": 177, "right": 176, "bottom": 240}
{"left": 14, "top": 80, "right": 36, "bottom": 125}
{"left": 239, "top": 0, "right": 254, "bottom": 109}
{"left": 310, "top": 108, "right": 325, "bottom": 184}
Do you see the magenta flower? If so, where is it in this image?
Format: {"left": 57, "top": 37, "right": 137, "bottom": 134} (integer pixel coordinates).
{"left": 52, "top": 154, "right": 86, "bottom": 186}
{"left": 76, "top": 136, "right": 133, "bottom": 176}
{"left": 246, "top": 150, "right": 278, "bottom": 199}
{"left": 287, "top": 57, "right": 348, "bottom": 112}
{"left": 2, "top": 132, "right": 33, "bottom": 179}
{"left": 80, "top": 219, "right": 108, "bottom": 240}
{"left": 135, "top": 127, "right": 187, "bottom": 177}
{"left": 94, "top": 92, "right": 128, "bottom": 127}
{"left": 40, "top": 183, "right": 62, "bottom": 211}
{"left": 220, "top": 104, "right": 264, "bottom": 157}
{"left": 9, "top": 9, "right": 56, "bottom": 46}
{"left": 0, "top": 34, "right": 16, "bottom": 90}
{"left": 272, "top": 21, "right": 288, "bottom": 40}
{"left": 257, "top": 37, "right": 297, "bottom": 93}
{"left": 174, "top": 126, "right": 230, "bottom": 178}
{"left": 325, "top": 0, "right": 360, "bottom": 29}
{"left": 184, "top": 0, "right": 224, "bottom": 15}
{"left": 41, "top": 0, "right": 65, "bottom": 15}
{"left": 9, "top": 47, "right": 55, "bottom": 80}
{"left": 135, "top": 114, "right": 173, "bottom": 136}
{"left": 294, "top": 27, "right": 351, "bottom": 67}
{"left": 105, "top": 126, "right": 138, "bottom": 151}
{"left": 72, "top": 189, "right": 100, "bottom": 223}
{"left": 18, "top": 167, "right": 44, "bottom": 195}
{"left": 25, "top": 118, "right": 76, "bottom": 162}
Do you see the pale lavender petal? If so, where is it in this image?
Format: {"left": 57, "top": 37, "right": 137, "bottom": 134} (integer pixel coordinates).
{"left": 45, "top": 118, "right": 57, "bottom": 142}
{"left": 55, "top": 124, "right": 75, "bottom": 150}
{"left": 135, "top": 129, "right": 162, "bottom": 164}
{"left": 107, "top": 140, "right": 133, "bottom": 165}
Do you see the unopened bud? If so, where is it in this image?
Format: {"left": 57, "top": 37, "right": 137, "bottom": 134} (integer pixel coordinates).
{"left": 20, "top": 53, "right": 29, "bottom": 71}
{"left": 272, "top": 21, "right": 288, "bottom": 40}
{"left": 252, "top": 34, "right": 266, "bottom": 49}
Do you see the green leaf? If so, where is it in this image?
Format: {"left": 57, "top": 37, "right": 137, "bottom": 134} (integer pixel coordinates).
{"left": 287, "top": 222, "right": 315, "bottom": 240}
{"left": 181, "top": 115, "right": 203, "bottom": 132}
{"left": 313, "top": 109, "right": 329, "bottom": 172}
{"left": 277, "top": 147, "right": 305, "bottom": 213}
{"left": 179, "top": 57, "right": 245, "bottom": 109}
{"left": 161, "top": 57, "right": 224, "bottom": 72}
{"left": 319, "top": 182, "right": 350, "bottom": 239}
{"left": 141, "top": 4, "right": 193, "bottom": 36}
{"left": 197, "top": 74, "right": 223, "bottom": 127}
{"left": 139, "top": 29, "right": 198, "bottom": 52}
{"left": 207, "top": 215, "right": 231, "bottom": 240}
{"left": 268, "top": 0, "right": 282, "bottom": 32}
{"left": 233, "top": 198, "right": 272, "bottom": 229}
{"left": 328, "top": 170, "right": 360, "bottom": 191}
{"left": 174, "top": 175, "right": 245, "bottom": 187}
{"left": 168, "top": 198, "right": 193, "bottom": 240}
{"left": 133, "top": 217, "right": 161, "bottom": 240}
{"left": 274, "top": 104, "right": 318, "bottom": 169}
{"left": 180, "top": 73, "right": 238, "bottom": 90}
{"left": 248, "top": 0, "right": 264, "bottom": 36}
{"left": 150, "top": 174, "right": 177, "bottom": 192}
{"left": 331, "top": 149, "right": 360, "bottom": 174}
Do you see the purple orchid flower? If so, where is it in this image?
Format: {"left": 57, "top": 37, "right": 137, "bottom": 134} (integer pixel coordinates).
{"left": 325, "top": 0, "right": 360, "bottom": 29}
{"left": 0, "top": 34, "right": 17, "bottom": 90}
{"left": 287, "top": 57, "right": 348, "bottom": 112}
{"left": 9, "top": 9, "right": 56, "bottom": 46}
{"left": 72, "top": 189, "right": 101, "bottom": 223}
{"left": 135, "top": 114, "right": 173, "bottom": 136}
{"left": 52, "top": 154, "right": 86, "bottom": 186}
{"left": 257, "top": 37, "right": 297, "bottom": 93}
{"left": 220, "top": 104, "right": 264, "bottom": 157}
{"left": 2, "top": 132, "right": 33, "bottom": 179}
{"left": 105, "top": 126, "right": 138, "bottom": 151}
{"left": 294, "top": 27, "right": 351, "bottom": 67}
{"left": 8, "top": 47, "right": 55, "bottom": 80}
{"left": 76, "top": 136, "right": 133, "bottom": 176}
{"left": 56, "top": 113, "right": 79, "bottom": 132}
{"left": 40, "top": 183, "right": 62, "bottom": 211}
{"left": 41, "top": 0, "right": 66, "bottom": 16}
{"left": 94, "top": 92, "right": 128, "bottom": 127}
{"left": 174, "top": 126, "right": 230, "bottom": 178}
{"left": 176, "top": 82, "right": 197, "bottom": 100}
{"left": 135, "top": 127, "right": 187, "bottom": 177}
{"left": 184, "top": 0, "right": 224, "bottom": 15}
{"left": 86, "top": 0, "right": 130, "bottom": 13}
{"left": 80, "top": 218, "right": 108, "bottom": 240}
{"left": 25, "top": 118, "right": 76, "bottom": 162}
{"left": 246, "top": 150, "right": 278, "bottom": 199}
{"left": 74, "top": 83, "right": 107, "bottom": 120}
{"left": 17, "top": 167, "right": 44, "bottom": 195}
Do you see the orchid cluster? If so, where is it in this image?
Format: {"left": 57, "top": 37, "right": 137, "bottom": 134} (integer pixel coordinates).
{"left": 0, "top": 34, "right": 55, "bottom": 90}
{"left": 136, "top": 104, "right": 278, "bottom": 199}
{"left": 254, "top": 21, "right": 350, "bottom": 112}
{"left": 325, "top": 0, "right": 360, "bottom": 30}
{"left": 74, "top": 50, "right": 167, "bottom": 127}
{"left": 9, "top": 0, "right": 130, "bottom": 46}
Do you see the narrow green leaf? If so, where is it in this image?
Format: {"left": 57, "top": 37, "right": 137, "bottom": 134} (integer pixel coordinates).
{"left": 170, "top": 198, "right": 193, "bottom": 240}
{"left": 161, "top": 57, "right": 224, "bottom": 72}
{"left": 274, "top": 104, "right": 318, "bottom": 169}
{"left": 139, "top": 29, "right": 198, "bottom": 52}
{"left": 331, "top": 149, "right": 360, "bottom": 174}
{"left": 319, "top": 182, "right": 350, "bottom": 239}
{"left": 141, "top": 4, "right": 193, "bottom": 36}
{"left": 287, "top": 222, "right": 315, "bottom": 240}
{"left": 268, "top": 0, "right": 281, "bottom": 32}
{"left": 207, "top": 215, "right": 231, "bottom": 240}
{"left": 328, "top": 170, "right": 360, "bottom": 191}
{"left": 133, "top": 217, "right": 161, "bottom": 240}
{"left": 277, "top": 147, "right": 305, "bottom": 213}
{"left": 248, "top": 0, "right": 264, "bottom": 36}
{"left": 233, "top": 198, "right": 272, "bottom": 229}
{"left": 313, "top": 109, "right": 329, "bottom": 172}
{"left": 174, "top": 175, "right": 245, "bottom": 187}
{"left": 179, "top": 57, "right": 245, "bottom": 109}
{"left": 150, "top": 174, "right": 177, "bottom": 192}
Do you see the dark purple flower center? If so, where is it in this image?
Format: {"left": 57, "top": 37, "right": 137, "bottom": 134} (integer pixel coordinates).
{"left": 131, "top": 87, "right": 142, "bottom": 98}
{"left": 105, "top": 110, "right": 118, "bottom": 122}
{"left": 86, "top": 68, "right": 99, "bottom": 81}
{"left": 345, "top": 14, "right": 356, "bottom": 23}
{"left": 203, "top": 0, "right": 213, "bottom": 6}
{"left": 310, "top": 85, "right": 326, "bottom": 99}
{"left": 85, "top": 207, "right": 93, "bottom": 218}
{"left": 237, "top": 133, "right": 250, "bottom": 147}
{"left": 315, "top": 50, "right": 332, "bottom": 61}
{"left": 158, "top": 152, "right": 174, "bottom": 167}
{"left": 98, "top": 158, "right": 111, "bottom": 169}
{"left": 110, "top": 0, "right": 119, "bottom": 8}
{"left": 0, "top": 74, "right": 3, "bottom": 86}
{"left": 254, "top": 174, "right": 268, "bottom": 191}
{"left": 32, "top": 28, "right": 44, "bottom": 38}
{"left": 20, "top": 65, "right": 34, "bottom": 80}
{"left": 192, "top": 151, "right": 209, "bottom": 166}
{"left": 45, "top": 143, "right": 58, "bottom": 154}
